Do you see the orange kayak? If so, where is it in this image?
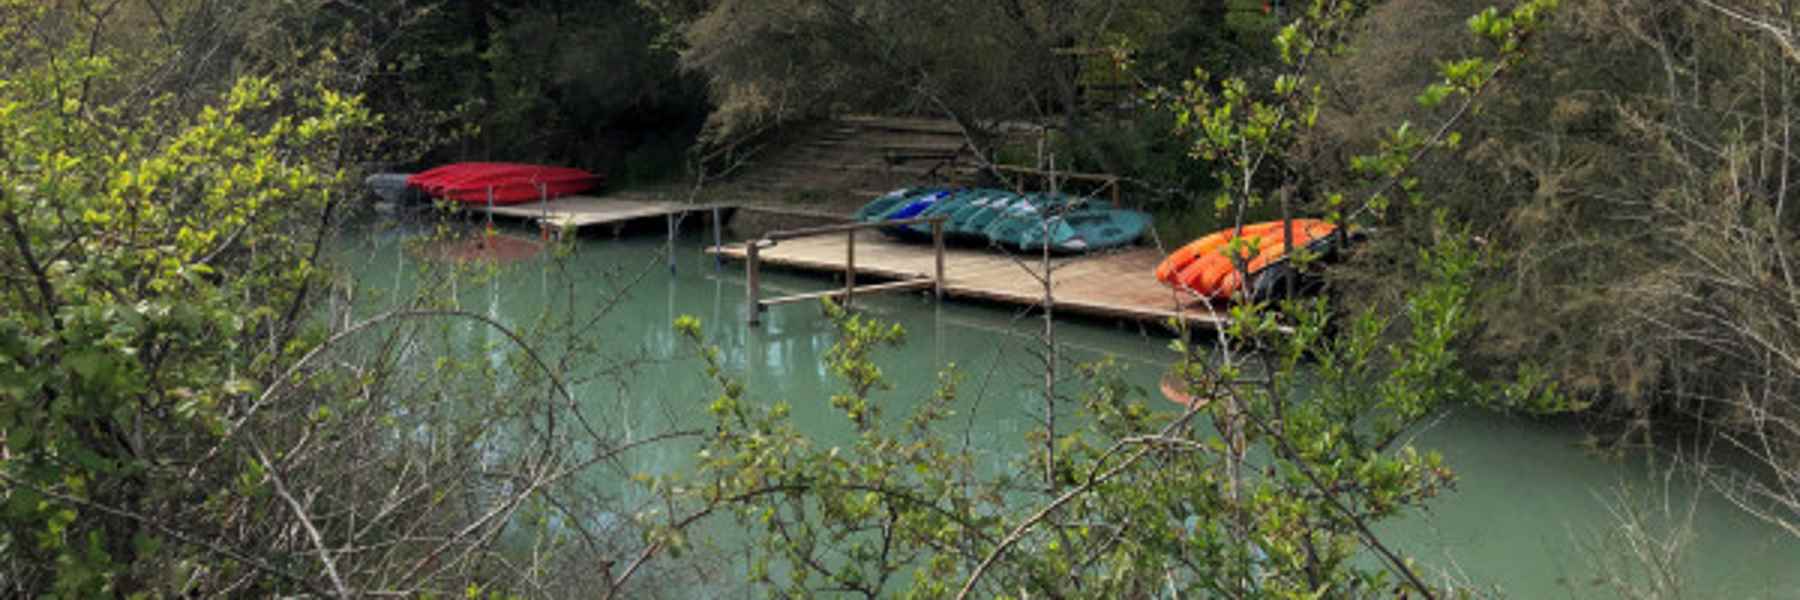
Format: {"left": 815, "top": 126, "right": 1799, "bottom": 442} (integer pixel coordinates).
{"left": 1155, "top": 219, "right": 1337, "bottom": 299}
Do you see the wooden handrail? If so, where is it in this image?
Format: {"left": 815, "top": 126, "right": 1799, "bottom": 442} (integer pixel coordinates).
{"left": 746, "top": 216, "right": 949, "bottom": 326}
{"left": 989, "top": 163, "right": 1120, "bottom": 184}
{"left": 987, "top": 164, "right": 1123, "bottom": 207}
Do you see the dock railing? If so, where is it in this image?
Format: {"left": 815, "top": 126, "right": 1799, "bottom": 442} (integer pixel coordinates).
{"left": 745, "top": 216, "right": 947, "bottom": 326}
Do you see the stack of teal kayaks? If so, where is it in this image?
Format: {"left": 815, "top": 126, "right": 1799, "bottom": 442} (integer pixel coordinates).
{"left": 854, "top": 187, "right": 1150, "bottom": 253}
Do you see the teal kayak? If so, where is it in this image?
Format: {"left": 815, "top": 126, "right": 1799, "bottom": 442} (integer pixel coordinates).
{"left": 962, "top": 192, "right": 1052, "bottom": 239}
{"left": 983, "top": 194, "right": 1118, "bottom": 249}
{"left": 1015, "top": 208, "right": 1152, "bottom": 253}
{"left": 942, "top": 189, "right": 1016, "bottom": 237}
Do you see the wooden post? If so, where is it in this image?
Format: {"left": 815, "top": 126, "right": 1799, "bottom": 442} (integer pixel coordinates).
{"left": 667, "top": 211, "right": 677, "bottom": 275}
{"left": 932, "top": 218, "right": 945, "bottom": 300}
{"left": 746, "top": 242, "right": 762, "bottom": 326}
{"left": 1110, "top": 176, "right": 1120, "bottom": 207}
{"left": 485, "top": 185, "right": 495, "bottom": 237}
{"left": 539, "top": 182, "right": 549, "bottom": 241}
{"left": 845, "top": 229, "right": 856, "bottom": 309}
{"left": 711, "top": 205, "right": 724, "bottom": 271}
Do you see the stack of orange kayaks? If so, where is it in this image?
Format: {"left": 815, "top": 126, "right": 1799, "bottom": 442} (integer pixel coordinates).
{"left": 1154, "top": 219, "right": 1338, "bottom": 299}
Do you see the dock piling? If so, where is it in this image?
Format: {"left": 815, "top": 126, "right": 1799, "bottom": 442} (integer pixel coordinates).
{"left": 738, "top": 216, "right": 948, "bottom": 325}
{"left": 932, "top": 219, "right": 945, "bottom": 300}
{"left": 746, "top": 241, "right": 762, "bottom": 326}
{"left": 711, "top": 206, "right": 724, "bottom": 271}
{"left": 845, "top": 229, "right": 856, "bottom": 309}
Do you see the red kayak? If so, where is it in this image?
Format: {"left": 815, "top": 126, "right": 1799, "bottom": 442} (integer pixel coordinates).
{"left": 406, "top": 162, "right": 603, "bottom": 205}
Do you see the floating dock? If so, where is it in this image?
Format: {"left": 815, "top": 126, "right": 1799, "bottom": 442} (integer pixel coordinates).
{"left": 467, "top": 195, "right": 733, "bottom": 236}
{"left": 708, "top": 229, "right": 1228, "bottom": 329}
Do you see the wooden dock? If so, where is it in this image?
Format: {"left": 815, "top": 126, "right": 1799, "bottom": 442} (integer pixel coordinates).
{"left": 708, "top": 230, "right": 1228, "bottom": 330}
{"left": 468, "top": 195, "right": 732, "bottom": 236}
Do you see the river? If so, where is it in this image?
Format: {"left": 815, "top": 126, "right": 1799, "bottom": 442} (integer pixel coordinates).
{"left": 341, "top": 219, "right": 1800, "bottom": 598}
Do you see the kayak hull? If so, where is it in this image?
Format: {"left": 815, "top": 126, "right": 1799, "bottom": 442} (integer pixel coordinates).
{"left": 1156, "top": 219, "right": 1340, "bottom": 300}
{"left": 406, "top": 162, "right": 603, "bottom": 205}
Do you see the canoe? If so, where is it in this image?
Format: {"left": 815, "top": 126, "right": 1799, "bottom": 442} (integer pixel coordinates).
{"left": 406, "top": 162, "right": 603, "bottom": 205}
{"left": 1015, "top": 208, "right": 1152, "bottom": 253}
{"left": 1157, "top": 219, "right": 1339, "bottom": 299}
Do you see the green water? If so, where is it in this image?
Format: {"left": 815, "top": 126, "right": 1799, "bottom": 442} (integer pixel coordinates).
{"left": 342, "top": 221, "right": 1800, "bottom": 598}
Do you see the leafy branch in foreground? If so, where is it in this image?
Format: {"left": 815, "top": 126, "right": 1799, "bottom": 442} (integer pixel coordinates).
{"left": 636, "top": 1, "right": 1577, "bottom": 598}
{"left": 653, "top": 220, "right": 1558, "bottom": 598}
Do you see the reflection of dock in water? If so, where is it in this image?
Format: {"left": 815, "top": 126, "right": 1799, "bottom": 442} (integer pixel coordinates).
{"left": 413, "top": 232, "right": 546, "bottom": 264}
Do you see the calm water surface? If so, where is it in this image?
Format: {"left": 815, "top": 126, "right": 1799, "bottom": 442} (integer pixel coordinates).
{"left": 342, "top": 220, "right": 1799, "bottom": 598}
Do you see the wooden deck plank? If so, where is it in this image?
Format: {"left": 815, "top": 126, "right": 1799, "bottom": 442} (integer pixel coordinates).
{"left": 709, "top": 232, "right": 1227, "bottom": 329}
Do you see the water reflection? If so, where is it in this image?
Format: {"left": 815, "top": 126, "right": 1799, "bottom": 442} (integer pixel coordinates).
{"left": 338, "top": 222, "right": 1800, "bottom": 597}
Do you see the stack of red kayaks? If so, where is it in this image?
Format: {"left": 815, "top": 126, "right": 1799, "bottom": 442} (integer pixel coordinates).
{"left": 1154, "top": 219, "right": 1338, "bottom": 299}
{"left": 405, "top": 162, "right": 603, "bottom": 205}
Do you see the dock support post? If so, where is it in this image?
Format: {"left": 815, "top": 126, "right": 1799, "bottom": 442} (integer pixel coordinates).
{"left": 932, "top": 218, "right": 945, "bottom": 300}
{"left": 747, "top": 241, "right": 762, "bottom": 326}
{"left": 538, "top": 182, "right": 549, "bottom": 241}
{"left": 667, "top": 211, "right": 677, "bottom": 276}
{"left": 485, "top": 186, "right": 495, "bottom": 237}
{"left": 844, "top": 229, "right": 856, "bottom": 309}
{"left": 711, "top": 205, "right": 724, "bottom": 271}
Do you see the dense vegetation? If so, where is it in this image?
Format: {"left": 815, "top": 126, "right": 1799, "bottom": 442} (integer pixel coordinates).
{"left": 2, "top": 0, "right": 1797, "bottom": 597}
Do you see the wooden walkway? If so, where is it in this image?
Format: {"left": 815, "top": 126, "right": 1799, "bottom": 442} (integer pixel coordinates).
{"left": 708, "top": 231, "right": 1229, "bottom": 329}
{"left": 468, "top": 195, "right": 732, "bottom": 236}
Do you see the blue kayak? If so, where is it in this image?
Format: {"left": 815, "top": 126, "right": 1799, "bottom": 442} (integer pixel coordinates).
{"left": 901, "top": 189, "right": 988, "bottom": 237}
{"left": 884, "top": 190, "right": 948, "bottom": 221}
{"left": 854, "top": 187, "right": 941, "bottom": 222}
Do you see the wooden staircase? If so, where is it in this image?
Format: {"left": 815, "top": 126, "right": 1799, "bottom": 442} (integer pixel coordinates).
{"left": 719, "top": 116, "right": 984, "bottom": 212}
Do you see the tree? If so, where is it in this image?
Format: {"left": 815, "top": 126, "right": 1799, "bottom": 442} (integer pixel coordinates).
{"left": 0, "top": 2, "right": 371, "bottom": 591}
{"left": 1326, "top": 0, "right": 1800, "bottom": 538}
{"left": 645, "top": 0, "right": 1254, "bottom": 178}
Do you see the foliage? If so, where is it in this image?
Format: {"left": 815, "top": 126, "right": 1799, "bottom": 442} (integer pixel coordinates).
{"left": 0, "top": 4, "right": 687, "bottom": 597}
{"left": 255, "top": 0, "right": 709, "bottom": 181}
{"left": 1322, "top": 0, "right": 1800, "bottom": 537}
{"left": 645, "top": 0, "right": 1260, "bottom": 177}
{"left": 627, "top": 2, "right": 1583, "bottom": 599}
{"left": 659, "top": 222, "right": 1556, "bottom": 597}
{"left": 0, "top": 3, "right": 368, "bottom": 593}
